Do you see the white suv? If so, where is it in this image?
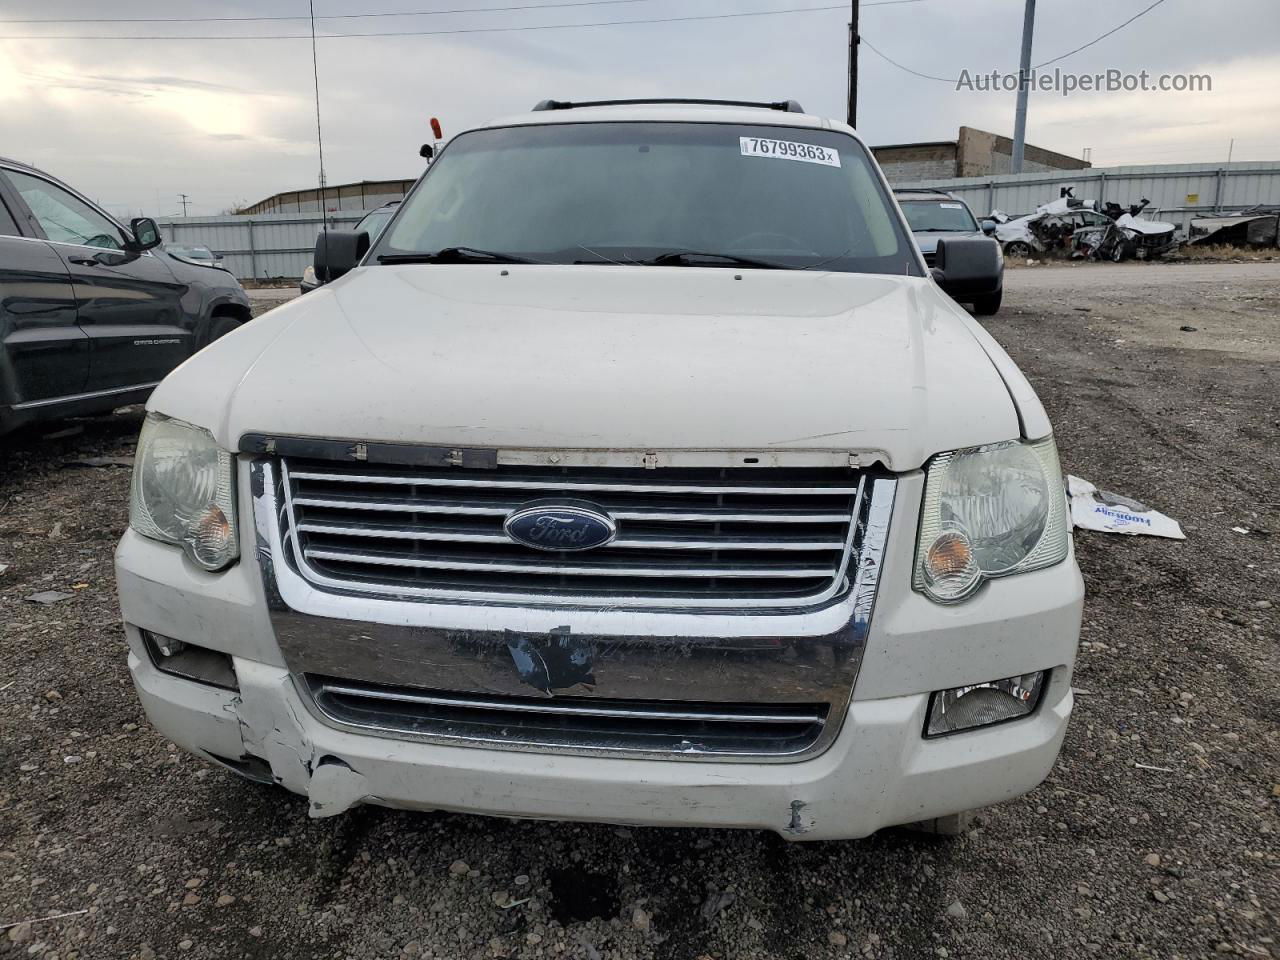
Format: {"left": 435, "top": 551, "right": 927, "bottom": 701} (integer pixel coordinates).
{"left": 116, "top": 99, "right": 1082, "bottom": 839}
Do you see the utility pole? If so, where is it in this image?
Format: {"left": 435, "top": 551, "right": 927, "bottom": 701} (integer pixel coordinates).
{"left": 1011, "top": 0, "right": 1036, "bottom": 173}
{"left": 178, "top": 193, "right": 190, "bottom": 217}
{"left": 1227, "top": 138, "right": 1234, "bottom": 163}
{"left": 846, "top": 0, "right": 859, "bottom": 128}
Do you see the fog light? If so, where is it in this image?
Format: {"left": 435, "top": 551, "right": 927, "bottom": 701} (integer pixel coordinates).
{"left": 141, "top": 630, "right": 238, "bottom": 690}
{"left": 925, "top": 671, "right": 1046, "bottom": 737}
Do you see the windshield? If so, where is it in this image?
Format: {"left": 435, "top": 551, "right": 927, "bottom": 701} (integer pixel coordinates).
{"left": 373, "top": 121, "right": 920, "bottom": 275}
{"left": 899, "top": 199, "right": 979, "bottom": 233}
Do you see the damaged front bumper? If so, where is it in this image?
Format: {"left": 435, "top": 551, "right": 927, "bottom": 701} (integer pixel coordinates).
{"left": 116, "top": 462, "right": 1084, "bottom": 840}
{"left": 126, "top": 628, "right": 1074, "bottom": 838}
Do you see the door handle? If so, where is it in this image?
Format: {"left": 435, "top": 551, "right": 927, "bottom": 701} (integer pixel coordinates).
{"left": 68, "top": 257, "right": 101, "bottom": 266}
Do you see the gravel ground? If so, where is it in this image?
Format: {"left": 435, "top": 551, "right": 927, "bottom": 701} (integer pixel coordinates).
{"left": 2, "top": 262, "right": 1277, "bottom": 960}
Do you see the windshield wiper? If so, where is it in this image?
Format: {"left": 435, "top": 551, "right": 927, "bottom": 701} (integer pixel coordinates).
{"left": 632, "top": 250, "right": 794, "bottom": 270}
{"left": 377, "top": 246, "right": 541, "bottom": 265}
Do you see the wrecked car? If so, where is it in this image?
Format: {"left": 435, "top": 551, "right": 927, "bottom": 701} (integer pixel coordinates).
{"left": 995, "top": 195, "right": 1112, "bottom": 259}
{"left": 997, "top": 194, "right": 1178, "bottom": 261}
{"left": 1105, "top": 199, "right": 1179, "bottom": 260}
{"left": 116, "top": 98, "right": 1083, "bottom": 840}
{"left": 1188, "top": 206, "right": 1280, "bottom": 248}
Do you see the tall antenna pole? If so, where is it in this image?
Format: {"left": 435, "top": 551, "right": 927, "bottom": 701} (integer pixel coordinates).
{"left": 1227, "top": 138, "right": 1234, "bottom": 163}
{"left": 1011, "top": 0, "right": 1036, "bottom": 173}
{"left": 309, "top": 0, "right": 329, "bottom": 277}
{"left": 846, "top": 0, "right": 859, "bottom": 127}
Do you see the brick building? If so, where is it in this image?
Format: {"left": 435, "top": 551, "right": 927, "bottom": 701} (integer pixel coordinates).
{"left": 872, "top": 126, "right": 1089, "bottom": 183}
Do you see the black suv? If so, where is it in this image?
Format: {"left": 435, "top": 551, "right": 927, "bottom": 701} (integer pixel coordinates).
{"left": 0, "top": 158, "right": 252, "bottom": 434}
{"left": 894, "top": 188, "right": 1003, "bottom": 315}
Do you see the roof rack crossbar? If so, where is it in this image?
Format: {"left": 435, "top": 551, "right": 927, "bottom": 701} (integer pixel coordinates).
{"left": 532, "top": 98, "right": 805, "bottom": 114}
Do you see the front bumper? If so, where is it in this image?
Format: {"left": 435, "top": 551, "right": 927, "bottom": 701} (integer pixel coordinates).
{"left": 115, "top": 468, "right": 1084, "bottom": 840}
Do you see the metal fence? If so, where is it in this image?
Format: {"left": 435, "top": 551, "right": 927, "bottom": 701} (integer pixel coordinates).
{"left": 155, "top": 211, "right": 369, "bottom": 281}
{"left": 895, "top": 160, "right": 1280, "bottom": 235}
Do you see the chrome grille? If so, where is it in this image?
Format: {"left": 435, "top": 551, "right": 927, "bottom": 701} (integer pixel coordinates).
{"left": 307, "top": 676, "right": 828, "bottom": 758}
{"left": 275, "top": 459, "right": 863, "bottom": 608}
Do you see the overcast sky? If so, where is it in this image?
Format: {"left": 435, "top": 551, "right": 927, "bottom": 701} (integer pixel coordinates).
{"left": 1, "top": 0, "right": 1277, "bottom": 218}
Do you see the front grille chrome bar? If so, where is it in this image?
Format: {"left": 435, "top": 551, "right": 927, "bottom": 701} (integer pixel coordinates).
{"left": 304, "top": 545, "right": 837, "bottom": 579}
{"left": 277, "top": 457, "right": 868, "bottom": 609}
{"left": 289, "top": 468, "right": 860, "bottom": 496}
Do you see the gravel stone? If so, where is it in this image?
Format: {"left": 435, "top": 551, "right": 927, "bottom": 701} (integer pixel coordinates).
{"left": 1, "top": 264, "right": 1278, "bottom": 960}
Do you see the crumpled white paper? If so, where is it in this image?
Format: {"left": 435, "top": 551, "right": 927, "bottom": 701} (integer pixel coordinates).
{"left": 1067, "top": 476, "right": 1186, "bottom": 540}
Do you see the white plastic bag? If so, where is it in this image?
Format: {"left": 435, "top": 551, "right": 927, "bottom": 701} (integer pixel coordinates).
{"left": 1067, "top": 476, "right": 1185, "bottom": 540}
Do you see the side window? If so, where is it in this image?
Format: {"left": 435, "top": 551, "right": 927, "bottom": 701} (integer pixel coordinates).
{"left": 5, "top": 170, "right": 124, "bottom": 249}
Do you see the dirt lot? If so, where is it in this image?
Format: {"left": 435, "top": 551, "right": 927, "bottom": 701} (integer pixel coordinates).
{"left": 2, "top": 261, "right": 1277, "bottom": 960}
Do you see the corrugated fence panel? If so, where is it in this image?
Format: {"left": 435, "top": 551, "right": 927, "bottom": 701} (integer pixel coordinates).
{"left": 156, "top": 212, "right": 367, "bottom": 280}
{"left": 896, "top": 161, "right": 1280, "bottom": 235}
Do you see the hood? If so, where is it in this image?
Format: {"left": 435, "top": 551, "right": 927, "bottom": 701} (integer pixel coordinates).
{"left": 150, "top": 265, "right": 1024, "bottom": 472}
{"left": 1116, "top": 214, "right": 1176, "bottom": 235}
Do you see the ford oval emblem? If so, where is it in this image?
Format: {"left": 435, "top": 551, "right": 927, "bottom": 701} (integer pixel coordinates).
{"left": 504, "top": 501, "right": 617, "bottom": 552}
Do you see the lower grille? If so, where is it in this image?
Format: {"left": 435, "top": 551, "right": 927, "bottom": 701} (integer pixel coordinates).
{"left": 275, "top": 458, "right": 863, "bottom": 609}
{"left": 308, "top": 676, "right": 828, "bottom": 758}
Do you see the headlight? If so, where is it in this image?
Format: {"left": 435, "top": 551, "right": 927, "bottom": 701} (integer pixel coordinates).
{"left": 129, "top": 414, "right": 239, "bottom": 570}
{"left": 914, "top": 436, "right": 1067, "bottom": 603}
{"left": 301, "top": 265, "right": 317, "bottom": 285}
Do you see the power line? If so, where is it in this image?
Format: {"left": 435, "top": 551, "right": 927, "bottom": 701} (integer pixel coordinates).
{"left": 857, "top": 0, "right": 1174, "bottom": 86}
{"left": 860, "top": 35, "right": 956, "bottom": 82}
{"left": 0, "top": 0, "right": 924, "bottom": 39}
{"left": 0, "top": 0, "right": 653, "bottom": 25}
{"left": 1034, "top": 0, "right": 1170, "bottom": 69}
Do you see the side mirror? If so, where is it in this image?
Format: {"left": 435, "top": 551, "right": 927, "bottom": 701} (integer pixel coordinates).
{"left": 930, "top": 236, "right": 1003, "bottom": 297}
{"left": 980, "top": 219, "right": 997, "bottom": 236}
{"left": 419, "top": 143, "right": 434, "bottom": 159}
{"left": 313, "top": 229, "right": 370, "bottom": 283}
{"left": 129, "top": 217, "right": 162, "bottom": 251}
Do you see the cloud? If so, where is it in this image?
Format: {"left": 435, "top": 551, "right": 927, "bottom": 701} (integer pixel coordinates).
{"left": 87, "top": 73, "right": 245, "bottom": 92}
{"left": 1, "top": 0, "right": 1277, "bottom": 213}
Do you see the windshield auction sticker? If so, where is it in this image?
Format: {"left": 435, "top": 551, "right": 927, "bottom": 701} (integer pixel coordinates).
{"left": 739, "top": 137, "right": 841, "bottom": 167}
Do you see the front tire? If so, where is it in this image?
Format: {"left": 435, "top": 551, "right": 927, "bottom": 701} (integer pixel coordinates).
{"left": 906, "top": 811, "right": 974, "bottom": 837}
{"left": 1004, "top": 240, "right": 1032, "bottom": 259}
{"left": 971, "top": 290, "right": 1003, "bottom": 316}
{"left": 208, "top": 316, "right": 242, "bottom": 343}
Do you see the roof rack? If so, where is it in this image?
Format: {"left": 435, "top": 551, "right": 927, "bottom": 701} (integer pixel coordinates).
{"left": 892, "top": 187, "right": 955, "bottom": 196}
{"left": 531, "top": 98, "right": 806, "bottom": 114}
